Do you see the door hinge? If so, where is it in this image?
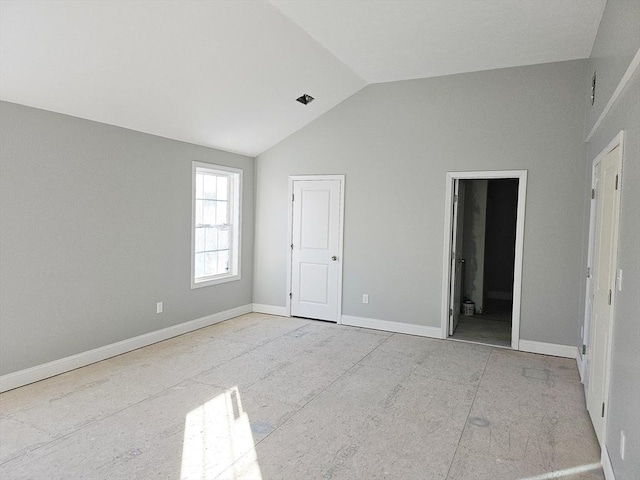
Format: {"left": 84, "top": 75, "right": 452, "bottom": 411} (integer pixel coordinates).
{"left": 582, "top": 344, "right": 586, "bottom": 355}
{"left": 291, "top": 243, "right": 294, "bottom": 250}
{"left": 292, "top": 193, "right": 295, "bottom": 202}
{"left": 601, "top": 402, "right": 605, "bottom": 417}
{"left": 591, "top": 188, "right": 595, "bottom": 199}
{"left": 615, "top": 174, "right": 619, "bottom": 190}
{"left": 453, "top": 194, "right": 458, "bottom": 203}
{"left": 608, "top": 289, "right": 612, "bottom": 305}
{"left": 289, "top": 292, "right": 292, "bottom": 299}
{"left": 587, "top": 267, "right": 591, "bottom": 278}
{"left": 449, "top": 308, "right": 453, "bottom": 316}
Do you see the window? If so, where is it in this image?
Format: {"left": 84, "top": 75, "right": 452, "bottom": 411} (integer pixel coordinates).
{"left": 191, "top": 162, "right": 242, "bottom": 288}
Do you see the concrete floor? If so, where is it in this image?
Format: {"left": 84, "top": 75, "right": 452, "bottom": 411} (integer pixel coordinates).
{"left": 0, "top": 314, "right": 603, "bottom": 479}
{"left": 451, "top": 316, "right": 512, "bottom": 347}
{"left": 451, "top": 299, "right": 513, "bottom": 347}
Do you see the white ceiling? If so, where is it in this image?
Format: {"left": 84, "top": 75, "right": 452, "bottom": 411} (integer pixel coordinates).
{"left": 0, "top": 1, "right": 606, "bottom": 156}
{"left": 270, "top": 0, "right": 607, "bottom": 84}
{"left": 0, "top": 1, "right": 366, "bottom": 156}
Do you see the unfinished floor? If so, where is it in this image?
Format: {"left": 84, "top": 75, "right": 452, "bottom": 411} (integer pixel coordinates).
{"left": 0, "top": 313, "right": 603, "bottom": 479}
{"left": 451, "top": 316, "right": 512, "bottom": 347}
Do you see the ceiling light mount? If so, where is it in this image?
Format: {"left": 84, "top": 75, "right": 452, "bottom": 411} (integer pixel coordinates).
{"left": 296, "top": 94, "right": 314, "bottom": 105}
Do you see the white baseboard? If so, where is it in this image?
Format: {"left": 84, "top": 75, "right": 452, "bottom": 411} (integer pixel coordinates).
{"left": 0, "top": 304, "right": 253, "bottom": 393}
{"left": 601, "top": 445, "right": 615, "bottom": 480}
{"left": 519, "top": 339, "right": 578, "bottom": 359}
{"left": 341, "top": 315, "right": 443, "bottom": 339}
{"left": 252, "top": 304, "right": 288, "bottom": 317}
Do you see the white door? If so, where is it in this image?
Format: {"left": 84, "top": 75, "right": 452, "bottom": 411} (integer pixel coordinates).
{"left": 291, "top": 179, "right": 343, "bottom": 322}
{"left": 582, "top": 162, "right": 601, "bottom": 397}
{"left": 449, "top": 180, "right": 466, "bottom": 335}
{"left": 587, "top": 145, "right": 622, "bottom": 443}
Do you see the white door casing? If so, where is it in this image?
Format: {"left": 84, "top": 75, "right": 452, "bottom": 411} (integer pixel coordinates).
{"left": 289, "top": 176, "right": 344, "bottom": 322}
{"left": 450, "top": 180, "right": 466, "bottom": 335}
{"left": 586, "top": 142, "right": 622, "bottom": 444}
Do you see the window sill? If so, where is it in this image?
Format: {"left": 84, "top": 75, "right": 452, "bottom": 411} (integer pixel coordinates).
{"left": 191, "top": 273, "right": 241, "bottom": 289}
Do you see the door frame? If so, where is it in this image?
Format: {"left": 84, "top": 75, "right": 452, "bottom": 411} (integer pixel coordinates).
{"left": 440, "top": 170, "right": 527, "bottom": 349}
{"left": 449, "top": 180, "right": 467, "bottom": 335}
{"left": 582, "top": 131, "right": 624, "bottom": 445}
{"left": 581, "top": 131, "right": 624, "bottom": 385}
{"left": 286, "top": 175, "right": 346, "bottom": 321}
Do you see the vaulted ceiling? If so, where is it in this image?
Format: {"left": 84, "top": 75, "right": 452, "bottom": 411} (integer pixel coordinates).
{"left": 0, "top": 1, "right": 606, "bottom": 156}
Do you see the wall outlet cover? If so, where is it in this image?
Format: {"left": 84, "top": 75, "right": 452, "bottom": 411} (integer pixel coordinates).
{"left": 616, "top": 269, "right": 623, "bottom": 291}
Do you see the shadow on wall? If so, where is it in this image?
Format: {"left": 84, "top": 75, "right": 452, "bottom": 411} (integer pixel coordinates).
{"left": 461, "top": 178, "right": 518, "bottom": 312}
{"left": 483, "top": 179, "right": 518, "bottom": 303}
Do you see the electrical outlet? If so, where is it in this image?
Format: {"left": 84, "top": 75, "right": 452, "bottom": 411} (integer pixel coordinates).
{"left": 362, "top": 294, "right": 369, "bottom": 304}
{"left": 156, "top": 302, "right": 163, "bottom": 314}
{"left": 616, "top": 269, "right": 623, "bottom": 291}
{"left": 620, "top": 430, "right": 626, "bottom": 460}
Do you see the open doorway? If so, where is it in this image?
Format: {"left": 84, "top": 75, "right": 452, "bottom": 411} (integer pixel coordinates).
{"left": 441, "top": 171, "right": 527, "bottom": 349}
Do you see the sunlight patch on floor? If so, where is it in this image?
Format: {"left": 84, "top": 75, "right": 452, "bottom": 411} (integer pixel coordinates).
{"left": 519, "top": 462, "right": 602, "bottom": 480}
{"left": 180, "top": 387, "right": 262, "bottom": 480}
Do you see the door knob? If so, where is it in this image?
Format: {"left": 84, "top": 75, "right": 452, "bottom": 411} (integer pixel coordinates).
{"left": 331, "top": 256, "right": 338, "bottom": 261}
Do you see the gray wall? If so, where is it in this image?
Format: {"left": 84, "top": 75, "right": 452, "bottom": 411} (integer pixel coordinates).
{"left": 461, "top": 180, "right": 487, "bottom": 311}
{"left": 586, "top": 0, "right": 640, "bottom": 136}
{"left": 583, "top": 1, "right": 640, "bottom": 477}
{"left": 0, "top": 102, "right": 254, "bottom": 375}
{"left": 254, "top": 60, "right": 587, "bottom": 346}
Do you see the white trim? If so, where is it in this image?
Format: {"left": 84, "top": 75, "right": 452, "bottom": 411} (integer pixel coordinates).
{"left": 252, "top": 303, "right": 289, "bottom": 317}
{"left": 601, "top": 445, "right": 616, "bottom": 480}
{"left": 191, "top": 161, "right": 243, "bottom": 289}
{"left": 592, "top": 132, "right": 625, "bottom": 166}
{"left": 341, "top": 315, "right": 443, "bottom": 339}
{"left": 512, "top": 172, "right": 527, "bottom": 350}
{"left": 286, "top": 178, "right": 294, "bottom": 316}
{"left": 518, "top": 340, "right": 578, "bottom": 359}
{"left": 287, "top": 175, "right": 346, "bottom": 322}
{"left": 441, "top": 176, "right": 455, "bottom": 339}
{"left": 0, "top": 304, "right": 252, "bottom": 393}
{"left": 441, "top": 170, "right": 527, "bottom": 350}
{"left": 586, "top": 48, "right": 640, "bottom": 142}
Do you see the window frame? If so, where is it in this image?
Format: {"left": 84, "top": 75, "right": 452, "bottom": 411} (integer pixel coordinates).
{"left": 191, "top": 161, "right": 242, "bottom": 289}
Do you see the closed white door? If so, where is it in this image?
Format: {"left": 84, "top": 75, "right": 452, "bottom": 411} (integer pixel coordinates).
{"left": 450, "top": 180, "right": 466, "bottom": 334}
{"left": 582, "top": 162, "right": 601, "bottom": 397}
{"left": 291, "top": 179, "right": 343, "bottom": 322}
{"left": 587, "top": 145, "right": 622, "bottom": 443}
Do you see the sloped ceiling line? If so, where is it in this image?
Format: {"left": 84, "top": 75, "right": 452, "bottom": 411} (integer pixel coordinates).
{"left": 0, "top": 0, "right": 606, "bottom": 156}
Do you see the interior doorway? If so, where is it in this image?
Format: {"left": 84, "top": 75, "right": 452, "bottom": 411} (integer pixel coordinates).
{"left": 441, "top": 171, "right": 527, "bottom": 349}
